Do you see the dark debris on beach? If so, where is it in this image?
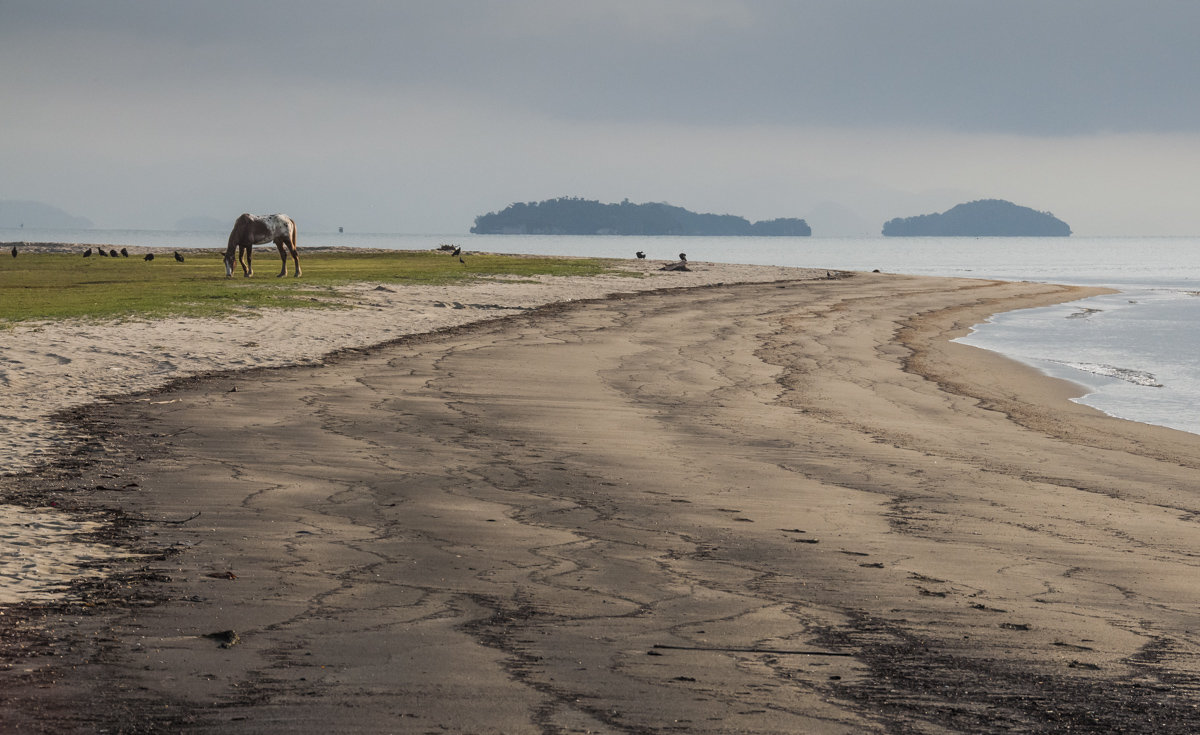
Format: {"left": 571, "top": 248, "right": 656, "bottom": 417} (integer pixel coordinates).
{"left": 0, "top": 401, "right": 201, "bottom": 733}
{"left": 812, "top": 611, "right": 1200, "bottom": 734}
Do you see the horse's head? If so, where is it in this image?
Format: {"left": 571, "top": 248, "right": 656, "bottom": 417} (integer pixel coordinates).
{"left": 225, "top": 213, "right": 254, "bottom": 278}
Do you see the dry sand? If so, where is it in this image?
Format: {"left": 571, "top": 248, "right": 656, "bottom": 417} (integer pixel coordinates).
{"left": 4, "top": 263, "right": 1200, "bottom": 733}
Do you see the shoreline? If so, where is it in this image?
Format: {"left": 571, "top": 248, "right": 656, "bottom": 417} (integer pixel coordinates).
{"left": 6, "top": 268, "right": 1200, "bottom": 731}
{"left": 0, "top": 255, "right": 829, "bottom": 478}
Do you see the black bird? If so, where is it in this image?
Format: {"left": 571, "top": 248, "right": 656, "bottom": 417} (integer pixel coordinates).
{"left": 97, "top": 248, "right": 108, "bottom": 256}
{"left": 120, "top": 248, "right": 128, "bottom": 257}
{"left": 635, "top": 251, "right": 646, "bottom": 259}
{"left": 459, "top": 256, "right": 465, "bottom": 264}
{"left": 83, "top": 248, "right": 92, "bottom": 257}
{"left": 109, "top": 249, "right": 118, "bottom": 258}
{"left": 174, "top": 251, "right": 185, "bottom": 262}
{"left": 678, "top": 253, "right": 687, "bottom": 262}
{"left": 144, "top": 253, "right": 154, "bottom": 261}
{"left": 9, "top": 245, "right": 16, "bottom": 258}
{"left": 451, "top": 246, "right": 462, "bottom": 257}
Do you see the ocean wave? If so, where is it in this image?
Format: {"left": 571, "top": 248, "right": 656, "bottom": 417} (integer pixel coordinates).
{"left": 1052, "top": 361, "right": 1163, "bottom": 387}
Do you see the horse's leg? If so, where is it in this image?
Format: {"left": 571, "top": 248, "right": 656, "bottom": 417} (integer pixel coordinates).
{"left": 241, "top": 244, "right": 253, "bottom": 277}
{"left": 274, "top": 239, "right": 288, "bottom": 278}
{"left": 289, "top": 228, "right": 301, "bottom": 277}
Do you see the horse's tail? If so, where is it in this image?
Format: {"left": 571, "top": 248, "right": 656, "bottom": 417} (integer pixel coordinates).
{"left": 288, "top": 216, "right": 301, "bottom": 277}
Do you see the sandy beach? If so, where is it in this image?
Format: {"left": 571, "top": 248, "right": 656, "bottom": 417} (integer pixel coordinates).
{"left": 0, "top": 252, "right": 819, "bottom": 479}
{"left": 4, "top": 260, "right": 1200, "bottom": 733}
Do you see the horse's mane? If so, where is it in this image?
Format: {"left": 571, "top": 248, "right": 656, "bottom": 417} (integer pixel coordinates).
{"left": 228, "top": 213, "right": 254, "bottom": 248}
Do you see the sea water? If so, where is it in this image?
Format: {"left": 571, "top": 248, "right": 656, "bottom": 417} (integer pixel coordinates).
{"left": 954, "top": 289, "right": 1200, "bottom": 434}
{"left": 4, "top": 228, "right": 1198, "bottom": 435}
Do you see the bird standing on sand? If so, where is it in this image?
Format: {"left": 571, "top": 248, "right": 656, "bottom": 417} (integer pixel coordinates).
{"left": 10, "top": 245, "right": 16, "bottom": 258}
{"left": 83, "top": 248, "right": 92, "bottom": 257}
{"left": 120, "top": 248, "right": 128, "bottom": 257}
{"left": 174, "top": 251, "right": 185, "bottom": 262}
{"left": 678, "top": 253, "right": 687, "bottom": 262}
{"left": 144, "top": 253, "right": 154, "bottom": 261}
{"left": 636, "top": 251, "right": 646, "bottom": 259}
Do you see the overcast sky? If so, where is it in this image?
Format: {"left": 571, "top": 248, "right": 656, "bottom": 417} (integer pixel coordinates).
{"left": 4, "top": 1, "right": 1200, "bottom": 235}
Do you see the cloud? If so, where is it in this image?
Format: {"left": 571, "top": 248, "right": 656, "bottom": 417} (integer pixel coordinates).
{"left": 9, "top": 1, "right": 1200, "bottom": 136}
{"left": 5, "top": 1, "right": 1200, "bottom": 234}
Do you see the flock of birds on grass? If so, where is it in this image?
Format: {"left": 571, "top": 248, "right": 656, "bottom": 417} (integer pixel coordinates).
{"left": 11, "top": 242, "right": 689, "bottom": 270}
{"left": 81, "top": 247, "right": 185, "bottom": 263}
{"left": 8, "top": 245, "right": 186, "bottom": 263}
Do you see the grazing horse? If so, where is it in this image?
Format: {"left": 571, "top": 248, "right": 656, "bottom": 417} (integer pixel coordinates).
{"left": 224, "top": 213, "right": 301, "bottom": 278}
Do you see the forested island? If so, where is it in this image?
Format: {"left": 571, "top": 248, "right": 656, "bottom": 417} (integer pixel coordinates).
{"left": 471, "top": 197, "right": 811, "bottom": 236}
{"left": 882, "top": 199, "right": 1071, "bottom": 237}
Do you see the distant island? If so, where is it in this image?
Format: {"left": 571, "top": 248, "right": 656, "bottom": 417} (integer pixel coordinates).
{"left": 0, "top": 200, "right": 93, "bottom": 229}
{"left": 882, "top": 199, "right": 1071, "bottom": 237}
{"left": 471, "top": 197, "right": 811, "bottom": 236}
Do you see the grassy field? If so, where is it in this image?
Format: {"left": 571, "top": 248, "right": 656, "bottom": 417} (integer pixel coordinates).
{"left": 0, "top": 249, "right": 618, "bottom": 324}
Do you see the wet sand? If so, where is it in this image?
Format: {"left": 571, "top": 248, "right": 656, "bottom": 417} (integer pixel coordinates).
{"left": 0, "top": 252, "right": 818, "bottom": 478}
{"left": 5, "top": 271, "right": 1200, "bottom": 733}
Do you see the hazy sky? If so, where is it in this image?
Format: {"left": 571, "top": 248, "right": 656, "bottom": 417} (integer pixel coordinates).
{"left": 5, "top": 1, "right": 1200, "bottom": 235}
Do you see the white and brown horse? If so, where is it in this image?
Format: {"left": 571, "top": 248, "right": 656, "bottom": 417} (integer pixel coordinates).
{"left": 224, "top": 213, "right": 301, "bottom": 278}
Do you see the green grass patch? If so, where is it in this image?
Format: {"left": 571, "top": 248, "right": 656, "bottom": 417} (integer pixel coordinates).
{"left": 0, "top": 250, "right": 616, "bottom": 324}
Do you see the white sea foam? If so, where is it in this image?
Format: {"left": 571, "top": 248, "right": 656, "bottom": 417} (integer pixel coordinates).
{"left": 1051, "top": 361, "right": 1163, "bottom": 388}
{"left": 958, "top": 285, "right": 1200, "bottom": 435}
